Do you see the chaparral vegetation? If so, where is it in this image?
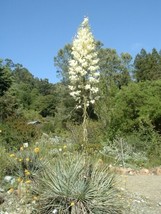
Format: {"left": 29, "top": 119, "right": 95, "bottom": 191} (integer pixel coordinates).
{"left": 1, "top": 17, "right": 161, "bottom": 213}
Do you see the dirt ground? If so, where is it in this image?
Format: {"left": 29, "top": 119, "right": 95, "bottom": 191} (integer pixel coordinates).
{"left": 119, "top": 174, "right": 161, "bottom": 213}
{"left": 1, "top": 174, "right": 161, "bottom": 213}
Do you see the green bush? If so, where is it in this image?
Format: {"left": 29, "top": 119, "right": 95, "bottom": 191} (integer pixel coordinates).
{"left": 33, "top": 154, "right": 124, "bottom": 214}
{"left": 6, "top": 144, "right": 46, "bottom": 180}
{"left": 100, "top": 137, "right": 150, "bottom": 168}
{"left": 0, "top": 145, "right": 11, "bottom": 180}
{"left": 105, "top": 80, "right": 161, "bottom": 139}
{"left": 0, "top": 116, "right": 41, "bottom": 151}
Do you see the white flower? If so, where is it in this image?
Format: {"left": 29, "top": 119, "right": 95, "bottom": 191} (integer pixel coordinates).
{"left": 68, "top": 85, "right": 75, "bottom": 90}
{"left": 69, "top": 75, "right": 77, "bottom": 81}
{"left": 92, "top": 59, "right": 99, "bottom": 64}
{"left": 69, "top": 60, "right": 77, "bottom": 67}
{"left": 93, "top": 72, "right": 100, "bottom": 77}
{"left": 88, "top": 76, "right": 95, "bottom": 82}
{"left": 82, "top": 61, "right": 88, "bottom": 68}
{"left": 52, "top": 209, "right": 58, "bottom": 214}
{"left": 23, "top": 143, "right": 28, "bottom": 148}
{"left": 68, "top": 16, "right": 100, "bottom": 107}
{"left": 82, "top": 17, "right": 89, "bottom": 26}
{"left": 76, "top": 105, "right": 82, "bottom": 109}
{"left": 90, "top": 100, "right": 95, "bottom": 104}
{"left": 85, "top": 84, "right": 91, "bottom": 90}
{"left": 70, "top": 90, "right": 81, "bottom": 98}
{"left": 91, "top": 87, "right": 99, "bottom": 93}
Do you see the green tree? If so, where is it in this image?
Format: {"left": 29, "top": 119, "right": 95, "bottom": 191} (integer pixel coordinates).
{"left": 0, "top": 90, "right": 18, "bottom": 122}
{"left": 98, "top": 48, "right": 132, "bottom": 89}
{"left": 36, "top": 78, "right": 53, "bottom": 96}
{"left": 54, "top": 44, "right": 72, "bottom": 83}
{"left": 0, "top": 59, "right": 12, "bottom": 96}
{"left": 95, "top": 49, "right": 132, "bottom": 134}
{"left": 134, "top": 48, "right": 161, "bottom": 81}
{"left": 108, "top": 80, "right": 161, "bottom": 138}
{"left": 12, "top": 66, "right": 35, "bottom": 86}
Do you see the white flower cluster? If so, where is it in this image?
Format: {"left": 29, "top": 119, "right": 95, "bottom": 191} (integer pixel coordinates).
{"left": 68, "top": 17, "right": 100, "bottom": 107}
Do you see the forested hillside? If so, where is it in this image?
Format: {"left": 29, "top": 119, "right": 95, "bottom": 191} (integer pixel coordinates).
{"left": 1, "top": 46, "right": 161, "bottom": 166}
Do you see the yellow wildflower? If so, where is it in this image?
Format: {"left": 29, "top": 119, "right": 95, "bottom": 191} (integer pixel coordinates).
{"left": 8, "top": 188, "right": 14, "bottom": 194}
{"left": 34, "top": 147, "right": 40, "bottom": 153}
{"left": 18, "top": 158, "right": 22, "bottom": 162}
{"left": 25, "top": 180, "right": 32, "bottom": 184}
{"left": 17, "top": 177, "right": 23, "bottom": 183}
{"left": 63, "top": 145, "right": 67, "bottom": 149}
{"left": 70, "top": 201, "right": 75, "bottom": 206}
{"left": 25, "top": 169, "right": 31, "bottom": 176}
{"left": 9, "top": 154, "right": 15, "bottom": 158}
{"left": 33, "top": 196, "right": 38, "bottom": 201}
{"left": 0, "top": 130, "right": 2, "bottom": 133}
{"left": 26, "top": 158, "right": 30, "bottom": 162}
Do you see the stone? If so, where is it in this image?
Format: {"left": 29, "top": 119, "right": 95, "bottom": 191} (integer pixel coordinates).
{"left": 154, "top": 167, "right": 161, "bottom": 175}
{"left": 139, "top": 168, "right": 149, "bottom": 175}
{"left": 0, "top": 188, "right": 5, "bottom": 193}
{"left": 4, "top": 176, "right": 15, "bottom": 184}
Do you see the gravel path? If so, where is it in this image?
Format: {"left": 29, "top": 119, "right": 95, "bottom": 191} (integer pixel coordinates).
{"left": 119, "top": 175, "right": 161, "bottom": 213}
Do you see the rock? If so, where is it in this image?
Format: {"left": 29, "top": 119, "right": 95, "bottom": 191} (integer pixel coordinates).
{"left": 158, "top": 202, "right": 161, "bottom": 206}
{"left": 4, "top": 176, "right": 15, "bottom": 184}
{"left": 154, "top": 167, "right": 161, "bottom": 175}
{"left": 23, "top": 142, "right": 28, "bottom": 148}
{"left": 126, "top": 168, "right": 137, "bottom": 175}
{"left": 128, "top": 170, "right": 135, "bottom": 175}
{"left": 139, "top": 168, "right": 150, "bottom": 175}
{"left": 0, "top": 188, "right": 5, "bottom": 193}
{"left": 27, "top": 120, "right": 41, "bottom": 125}
{"left": 115, "top": 167, "right": 127, "bottom": 175}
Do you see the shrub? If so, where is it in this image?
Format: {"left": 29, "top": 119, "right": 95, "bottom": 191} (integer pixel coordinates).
{"left": 33, "top": 154, "right": 124, "bottom": 214}
{"left": 6, "top": 144, "right": 43, "bottom": 179}
{"left": 0, "top": 116, "right": 41, "bottom": 151}
{"left": 100, "top": 137, "right": 149, "bottom": 167}
{"left": 0, "top": 145, "right": 11, "bottom": 180}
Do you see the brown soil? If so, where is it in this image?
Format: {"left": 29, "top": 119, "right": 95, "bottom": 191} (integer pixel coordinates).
{"left": 119, "top": 174, "right": 161, "bottom": 213}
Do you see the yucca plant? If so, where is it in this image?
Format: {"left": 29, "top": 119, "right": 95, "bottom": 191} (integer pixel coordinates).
{"left": 33, "top": 154, "right": 124, "bottom": 214}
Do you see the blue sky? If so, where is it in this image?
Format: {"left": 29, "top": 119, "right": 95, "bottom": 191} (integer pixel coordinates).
{"left": 1, "top": 0, "right": 161, "bottom": 83}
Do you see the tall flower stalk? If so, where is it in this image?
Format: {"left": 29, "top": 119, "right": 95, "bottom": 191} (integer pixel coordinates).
{"left": 68, "top": 17, "right": 100, "bottom": 144}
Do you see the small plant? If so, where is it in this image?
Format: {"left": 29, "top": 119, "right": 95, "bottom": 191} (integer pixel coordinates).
{"left": 33, "top": 154, "right": 124, "bottom": 214}
{"left": 0, "top": 145, "right": 11, "bottom": 180}
{"left": 4, "top": 143, "right": 43, "bottom": 183}
{"left": 100, "top": 137, "right": 149, "bottom": 167}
